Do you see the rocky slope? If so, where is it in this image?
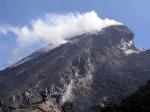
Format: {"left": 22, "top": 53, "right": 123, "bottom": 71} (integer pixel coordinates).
{"left": 0, "top": 25, "right": 150, "bottom": 112}
{"left": 100, "top": 80, "right": 150, "bottom": 112}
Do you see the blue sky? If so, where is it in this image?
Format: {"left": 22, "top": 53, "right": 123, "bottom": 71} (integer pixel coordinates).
{"left": 0, "top": 0, "right": 150, "bottom": 70}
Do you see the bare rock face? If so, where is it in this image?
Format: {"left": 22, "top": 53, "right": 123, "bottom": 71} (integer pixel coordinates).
{"left": 0, "top": 25, "right": 150, "bottom": 112}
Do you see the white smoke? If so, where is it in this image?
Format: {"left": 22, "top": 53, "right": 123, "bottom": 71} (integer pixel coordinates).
{"left": 62, "top": 80, "right": 74, "bottom": 103}
{"left": 0, "top": 10, "right": 122, "bottom": 68}
{"left": 0, "top": 11, "right": 122, "bottom": 47}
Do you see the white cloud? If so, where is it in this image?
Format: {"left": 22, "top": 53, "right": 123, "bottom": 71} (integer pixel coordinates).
{"left": 0, "top": 10, "right": 122, "bottom": 68}
{"left": 0, "top": 11, "right": 122, "bottom": 47}
{"left": 0, "top": 25, "right": 19, "bottom": 35}
{"left": 11, "top": 48, "right": 20, "bottom": 58}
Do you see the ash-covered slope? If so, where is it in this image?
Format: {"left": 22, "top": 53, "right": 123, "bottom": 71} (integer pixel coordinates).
{"left": 0, "top": 25, "right": 150, "bottom": 112}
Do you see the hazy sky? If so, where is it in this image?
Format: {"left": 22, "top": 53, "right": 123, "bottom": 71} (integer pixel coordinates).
{"left": 0, "top": 0, "right": 150, "bottom": 70}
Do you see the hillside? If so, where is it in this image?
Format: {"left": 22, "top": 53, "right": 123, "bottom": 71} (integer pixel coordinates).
{"left": 100, "top": 80, "right": 150, "bottom": 112}
{"left": 0, "top": 25, "right": 150, "bottom": 112}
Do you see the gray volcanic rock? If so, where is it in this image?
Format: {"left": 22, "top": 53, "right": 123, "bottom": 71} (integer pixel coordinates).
{"left": 0, "top": 25, "right": 150, "bottom": 112}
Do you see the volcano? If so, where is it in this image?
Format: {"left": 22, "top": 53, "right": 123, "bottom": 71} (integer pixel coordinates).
{"left": 0, "top": 25, "right": 150, "bottom": 112}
